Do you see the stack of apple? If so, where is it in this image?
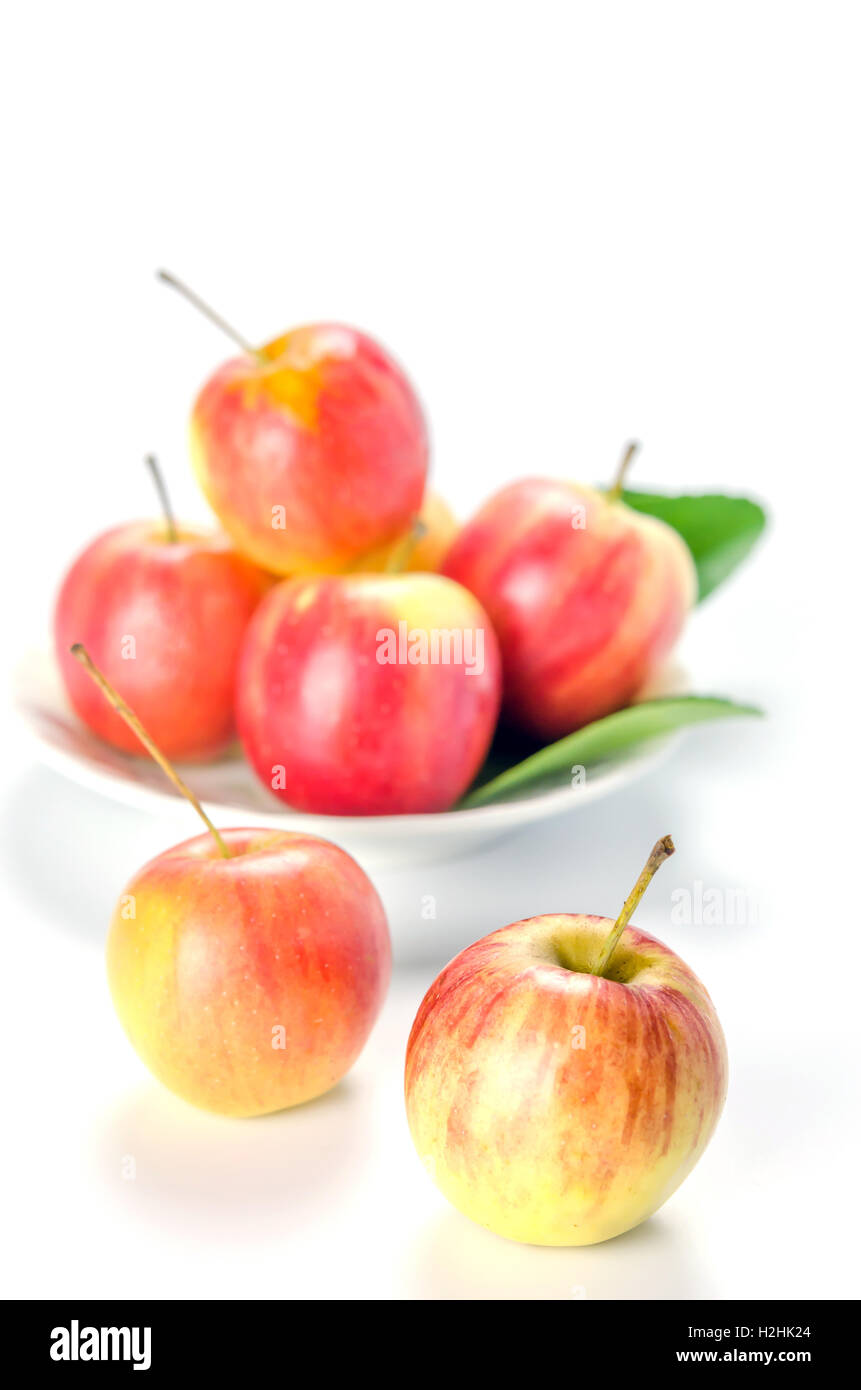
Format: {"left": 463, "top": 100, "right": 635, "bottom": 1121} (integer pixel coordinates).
{"left": 51, "top": 278, "right": 727, "bottom": 1250}
{"left": 55, "top": 275, "right": 698, "bottom": 817}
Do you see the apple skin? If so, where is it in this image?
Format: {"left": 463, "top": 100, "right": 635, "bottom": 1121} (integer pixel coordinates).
{"left": 107, "top": 827, "right": 391, "bottom": 1117}
{"left": 350, "top": 492, "right": 458, "bottom": 574}
{"left": 55, "top": 523, "right": 272, "bottom": 760}
{"left": 405, "top": 913, "right": 727, "bottom": 1246}
{"left": 236, "top": 572, "right": 502, "bottom": 815}
{"left": 190, "top": 325, "right": 429, "bottom": 576}
{"left": 442, "top": 478, "right": 697, "bottom": 739}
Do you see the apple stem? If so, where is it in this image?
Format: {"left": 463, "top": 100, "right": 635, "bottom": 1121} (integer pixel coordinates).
{"left": 144, "top": 455, "right": 178, "bottom": 543}
{"left": 384, "top": 517, "right": 428, "bottom": 574}
{"left": 608, "top": 440, "right": 641, "bottom": 500}
{"left": 593, "top": 835, "right": 675, "bottom": 978}
{"left": 70, "top": 644, "right": 231, "bottom": 859}
{"left": 157, "top": 269, "right": 261, "bottom": 359}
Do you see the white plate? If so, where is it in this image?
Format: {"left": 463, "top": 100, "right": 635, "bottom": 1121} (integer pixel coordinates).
{"left": 12, "top": 650, "right": 685, "bottom": 869}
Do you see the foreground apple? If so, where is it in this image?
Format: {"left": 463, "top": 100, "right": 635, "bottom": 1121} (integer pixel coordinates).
{"left": 442, "top": 446, "right": 697, "bottom": 739}
{"left": 236, "top": 572, "right": 502, "bottom": 815}
{"left": 72, "top": 645, "right": 391, "bottom": 1117}
{"left": 405, "top": 836, "right": 727, "bottom": 1245}
{"left": 109, "top": 825, "right": 390, "bottom": 1116}
{"left": 160, "top": 272, "right": 428, "bottom": 576}
{"left": 55, "top": 459, "right": 271, "bottom": 759}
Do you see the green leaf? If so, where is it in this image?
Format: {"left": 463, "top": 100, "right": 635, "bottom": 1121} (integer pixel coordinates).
{"left": 460, "top": 695, "right": 762, "bottom": 809}
{"left": 621, "top": 490, "right": 767, "bottom": 601}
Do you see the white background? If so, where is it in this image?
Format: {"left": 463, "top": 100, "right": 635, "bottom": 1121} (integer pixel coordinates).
{"left": 1, "top": 1, "right": 859, "bottom": 1300}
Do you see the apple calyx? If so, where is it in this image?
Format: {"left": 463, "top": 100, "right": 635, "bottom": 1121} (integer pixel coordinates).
{"left": 607, "top": 439, "right": 641, "bottom": 502}
{"left": 144, "top": 454, "right": 178, "bottom": 543}
{"left": 593, "top": 834, "right": 675, "bottom": 978}
{"left": 70, "top": 644, "right": 231, "bottom": 859}
{"left": 157, "top": 269, "right": 262, "bottom": 360}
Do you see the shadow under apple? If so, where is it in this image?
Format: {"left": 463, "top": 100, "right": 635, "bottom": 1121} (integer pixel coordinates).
{"left": 401, "top": 1204, "right": 717, "bottom": 1300}
{"left": 94, "top": 1074, "right": 371, "bottom": 1244}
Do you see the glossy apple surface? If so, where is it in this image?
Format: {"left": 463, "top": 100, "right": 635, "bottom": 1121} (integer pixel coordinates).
{"left": 236, "top": 572, "right": 502, "bottom": 815}
{"left": 55, "top": 523, "right": 271, "bottom": 759}
{"left": 443, "top": 478, "right": 697, "bottom": 739}
{"left": 108, "top": 827, "right": 391, "bottom": 1116}
{"left": 405, "top": 913, "right": 727, "bottom": 1245}
{"left": 191, "top": 325, "right": 428, "bottom": 576}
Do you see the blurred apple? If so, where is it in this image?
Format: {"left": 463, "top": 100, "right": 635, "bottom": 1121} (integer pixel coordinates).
{"left": 236, "top": 572, "right": 501, "bottom": 814}
{"left": 443, "top": 456, "right": 696, "bottom": 739}
{"left": 161, "top": 270, "right": 427, "bottom": 577}
{"left": 55, "top": 465, "right": 271, "bottom": 759}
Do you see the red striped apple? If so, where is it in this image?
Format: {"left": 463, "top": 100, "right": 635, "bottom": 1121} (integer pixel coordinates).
{"left": 160, "top": 273, "right": 428, "bottom": 576}
{"left": 54, "top": 459, "right": 271, "bottom": 760}
{"left": 405, "top": 837, "right": 727, "bottom": 1245}
{"left": 71, "top": 646, "right": 391, "bottom": 1117}
{"left": 236, "top": 572, "right": 502, "bottom": 815}
{"left": 442, "top": 449, "right": 697, "bottom": 739}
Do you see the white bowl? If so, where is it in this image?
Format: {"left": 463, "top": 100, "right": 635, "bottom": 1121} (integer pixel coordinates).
{"left": 12, "top": 649, "right": 684, "bottom": 869}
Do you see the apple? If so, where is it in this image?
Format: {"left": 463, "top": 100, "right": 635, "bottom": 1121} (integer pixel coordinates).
{"left": 442, "top": 445, "right": 697, "bottom": 739}
{"left": 71, "top": 645, "right": 391, "bottom": 1117}
{"left": 350, "top": 491, "right": 458, "bottom": 574}
{"left": 54, "top": 458, "right": 271, "bottom": 760}
{"left": 236, "top": 571, "right": 502, "bottom": 815}
{"left": 159, "top": 271, "right": 428, "bottom": 576}
{"left": 405, "top": 836, "right": 728, "bottom": 1245}
{"left": 108, "top": 825, "right": 390, "bottom": 1116}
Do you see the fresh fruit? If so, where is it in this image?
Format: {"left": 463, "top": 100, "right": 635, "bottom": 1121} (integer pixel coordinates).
{"left": 236, "top": 572, "right": 502, "bottom": 815}
{"left": 160, "top": 271, "right": 429, "bottom": 576}
{"left": 351, "top": 491, "right": 458, "bottom": 574}
{"left": 442, "top": 445, "right": 697, "bottom": 739}
{"left": 405, "top": 836, "right": 727, "bottom": 1245}
{"left": 72, "top": 645, "right": 391, "bottom": 1117}
{"left": 54, "top": 458, "right": 271, "bottom": 760}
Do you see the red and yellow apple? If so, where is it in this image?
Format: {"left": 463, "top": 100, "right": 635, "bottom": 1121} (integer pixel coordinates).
{"left": 68, "top": 642, "right": 391, "bottom": 1118}
{"left": 190, "top": 324, "right": 428, "bottom": 576}
{"left": 236, "top": 572, "right": 502, "bottom": 815}
{"left": 443, "top": 476, "right": 697, "bottom": 739}
{"left": 405, "top": 839, "right": 727, "bottom": 1245}
{"left": 109, "top": 826, "right": 391, "bottom": 1117}
{"left": 55, "top": 523, "right": 271, "bottom": 759}
{"left": 351, "top": 491, "right": 458, "bottom": 574}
